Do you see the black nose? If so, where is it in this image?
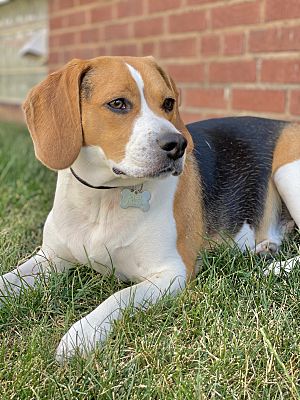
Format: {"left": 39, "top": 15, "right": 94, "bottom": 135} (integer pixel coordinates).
{"left": 157, "top": 132, "right": 187, "bottom": 160}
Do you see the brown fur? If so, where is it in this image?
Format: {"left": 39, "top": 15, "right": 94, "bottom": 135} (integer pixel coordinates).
{"left": 121, "top": 56, "right": 194, "bottom": 154}
{"left": 24, "top": 55, "right": 201, "bottom": 279}
{"left": 272, "top": 123, "right": 300, "bottom": 173}
{"left": 255, "top": 180, "right": 281, "bottom": 244}
{"left": 23, "top": 59, "right": 90, "bottom": 170}
{"left": 24, "top": 56, "right": 192, "bottom": 169}
{"left": 174, "top": 155, "right": 204, "bottom": 280}
{"left": 81, "top": 58, "right": 140, "bottom": 162}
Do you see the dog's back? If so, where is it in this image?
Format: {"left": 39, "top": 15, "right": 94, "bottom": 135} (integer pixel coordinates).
{"left": 188, "top": 117, "right": 288, "bottom": 235}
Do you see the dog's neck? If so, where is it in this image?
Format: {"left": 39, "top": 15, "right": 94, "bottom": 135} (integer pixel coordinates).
{"left": 64, "top": 147, "right": 179, "bottom": 214}
{"left": 55, "top": 166, "right": 178, "bottom": 219}
{"left": 71, "top": 146, "right": 146, "bottom": 189}
{"left": 70, "top": 167, "right": 117, "bottom": 189}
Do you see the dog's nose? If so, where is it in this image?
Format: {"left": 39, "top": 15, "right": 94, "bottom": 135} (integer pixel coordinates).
{"left": 157, "top": 132, "right": 187, "bottom": 160}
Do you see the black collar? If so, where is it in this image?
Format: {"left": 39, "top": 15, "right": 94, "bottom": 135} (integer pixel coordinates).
{"left": 70, "top": 168, "right": 117, "bottom": 189}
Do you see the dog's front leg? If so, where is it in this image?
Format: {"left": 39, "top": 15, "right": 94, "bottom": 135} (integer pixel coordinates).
{"left": 0, "top": 248, "right": 70, "bottom": 300}
{"left": 56, "top": 267, "right": 186, "bottom": 363}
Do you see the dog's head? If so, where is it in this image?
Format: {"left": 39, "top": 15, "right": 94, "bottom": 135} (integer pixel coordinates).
{"left": 23, "top": 56, "right": 193, "bottom": 180}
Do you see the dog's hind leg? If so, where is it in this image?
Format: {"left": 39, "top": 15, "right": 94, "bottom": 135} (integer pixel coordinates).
{"left": 266, "top": 159, "right": 300, "bottom": 274}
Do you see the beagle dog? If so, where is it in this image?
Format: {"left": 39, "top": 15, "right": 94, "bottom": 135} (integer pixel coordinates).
{"left": 0, "top": 56, "right": 299, "bottom": 363}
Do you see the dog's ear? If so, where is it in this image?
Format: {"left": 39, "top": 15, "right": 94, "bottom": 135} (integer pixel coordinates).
{"left": 23, "top": 59, "right": 90, "bottom": 170}
{"left": 168, "top": 75, "right": 194, "bottom": 154}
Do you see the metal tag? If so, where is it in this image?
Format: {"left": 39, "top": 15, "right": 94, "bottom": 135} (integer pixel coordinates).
{"left": 120, "top": 187, "right": 151, "bottom": 212}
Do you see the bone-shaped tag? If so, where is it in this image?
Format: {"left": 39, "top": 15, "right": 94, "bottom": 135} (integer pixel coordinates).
{"left": 120, "top": 188, "right": 151, "bottom": 212}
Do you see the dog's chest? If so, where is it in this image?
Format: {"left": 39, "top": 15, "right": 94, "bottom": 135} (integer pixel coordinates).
{"left": 52, "top": 176, "right": 179, "bottom": 281}
{"left": 87, "top": 196, "right": 143, "bottom": 278}
{"left": 66, "top": 193, "right": 144, "bottom": 276}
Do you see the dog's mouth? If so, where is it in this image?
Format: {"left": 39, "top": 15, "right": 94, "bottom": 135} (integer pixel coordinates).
{"left": 112, "top": 167, "right": 127, "bottom": 176}
{"left": 112, "top": 165, "right": 183, "bottom": 179}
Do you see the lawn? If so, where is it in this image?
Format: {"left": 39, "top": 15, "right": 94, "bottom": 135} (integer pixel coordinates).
{"left": 0, "top": 121, "right": 299, "bottom": 399}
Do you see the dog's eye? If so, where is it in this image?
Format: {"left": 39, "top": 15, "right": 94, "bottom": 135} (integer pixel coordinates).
{"left": 107, "top": 98, "right": 131, "bottom": 113}
{"left": 162, "top": 98, "right": 175, "bottom": 113}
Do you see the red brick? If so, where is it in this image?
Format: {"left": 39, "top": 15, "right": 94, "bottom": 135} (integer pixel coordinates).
{"left": 290, "top": 90, "right": 300, "bottom": 115}
{"left": 159, "top": 38, "right": 197, "bottom": 58}
{"left": 65, "top": 11, "right": 87, "bottom": 27}
{"left": 211, "top": 2, "right": 260, "bottom": 28}
{"left": 232, "top": 89, "right": 285, "bottom": 113}
{"left": 52, "top": 0, "right": 74, "bottom": 11}
{"left": 58, "top": 32, "right": 76, "bottom": 46}
{"left": 110, "top": 44, "right": 138, "bottom": 56}
{"left": 142, "top": 42, "right": 156, "bottom": 56}
{"left": 169, "top": 10, "right": 207, "bottom": 33}
{"left": 61, "top": 49, "right": 75, "bottom": 63}
{"left": 167, "top": 63, "right": 205, "bottom": 83}
{"left": 116, "top": 0, "right": 143, "bottom": 17}
{"left": 49, "top": 34, "right": 60, "bottom": 49}
{"left": 134, "top": 18, "right": 164, "bottom": 38}
{"left": 187, "top": 0, "right": 221, "bottom": 4}
{"left": 209, "top": 61, "right": 256, "bottom": 83}
{"left": 48, "top": 50, "right": 61, "bottom": 65}
{"left": 265, "top": 0, "right": 300, "bottom": 21}
{"left": 148, "top": 0, "right": 181, "bottom": 13}
{"left": 201, "top": 34, "right": 220, "bottom": 56}
{"left": 79, "top": 0, "right": 97, "bottom": 4}
{"left": 63, "top": 47, "right": 98, "bottom": 62}
{"left": 223, "top": 32, "right": 245, "bottom": 55}
{"left": 261, "top": 60, "right": 300, "bottom": 83}
{"left": 201, "top": 112, "right": 227, "bottom": 119}
{"left": 78, "top": 47, "right": 100, "bottom": 59}
{"left": 249, "top": 26, "right": 300, "bottom": 53}
{"left": 79, "top": 28, "right": 100, "bottom": 43}
{"left": 49, "top": 0, "right": 58, "bottom": 13}
{"left": 185, "top": 88, "right": 227, "bottom": 109}
{"left": 180, "top": 110, "right": 203, "bottom": 124}
{"left": 90, "top": 5, "right": 113, "bottom": 23}
{"left": 104, "top": 23, "right": 130, "bottom": 41}
{"left": 49, "top": 16, "right": 65, "bottom": 30}
{"left": 95, "top": 46, "right": 108, "bottom": 57}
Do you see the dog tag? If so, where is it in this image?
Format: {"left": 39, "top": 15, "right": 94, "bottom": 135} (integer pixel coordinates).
{"left": 120, "top": 187, "right": 151, "bottom": 212}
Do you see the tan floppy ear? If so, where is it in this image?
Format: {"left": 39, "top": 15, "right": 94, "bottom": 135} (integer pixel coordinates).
{"left": 23, "top": 59, "right": 90, "bottom": 170}
{"left": 168, "top": 76, "right": 194, "bottom": 154}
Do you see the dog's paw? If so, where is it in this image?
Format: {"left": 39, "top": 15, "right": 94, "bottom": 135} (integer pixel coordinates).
{"left": 255, "top": 240, "right": 278, "bottom": 257}
{"left": 55, "top": 318, "right": 107, "bottom": 364}
{"left": 264, "top": 256, "right": 300, "bottom": 276}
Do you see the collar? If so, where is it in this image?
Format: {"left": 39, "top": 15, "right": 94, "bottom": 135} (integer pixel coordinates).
{"left": 70, "top": 168, "right": 117, "bottom": 189}
{"left": 70, "top": 168, "right": 151, "bottom": 211}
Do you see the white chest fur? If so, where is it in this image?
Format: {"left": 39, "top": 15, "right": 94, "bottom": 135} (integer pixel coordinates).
{"left": 44, "top": 170, "right": 180, "bottom": 282}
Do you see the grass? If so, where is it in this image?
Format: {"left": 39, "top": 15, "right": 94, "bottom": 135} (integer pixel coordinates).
{"left": 0, "top": 121, "right": 300, "bottom": 399}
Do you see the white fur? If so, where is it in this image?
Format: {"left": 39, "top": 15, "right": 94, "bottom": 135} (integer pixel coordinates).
{"left": 265, "top": 256, "right": 300, "bottom": 275}
{"left": 274, "top": 160, "right": 300, "bottom": 227}
{"left": 113, "top": 63, "right": 185, "bottom": 178}
{"left": 0, "top": 63, "right": 187, "bottom": 363}
{"left": 264, "top": 160, "right": 300, "bottom": 275}
{"left": 234, "top": 221, "right": 255, "bottom": 252}
{"left": 255, "top": 220, "right": 284, "bottom": 256}
{"left": 235, "top": 200, "right": 284, "bottom": 256}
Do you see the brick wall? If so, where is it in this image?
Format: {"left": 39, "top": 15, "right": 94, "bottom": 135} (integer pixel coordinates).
{"left": 49, "top": 0, "right": 300, "bottom": 124}
{"left": 0, "top": 0, "right": 48, "bottom": 122}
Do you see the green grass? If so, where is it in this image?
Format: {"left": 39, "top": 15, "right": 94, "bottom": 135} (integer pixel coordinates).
{"left": 0, "top": 121, "right": 300, "bottom": 399}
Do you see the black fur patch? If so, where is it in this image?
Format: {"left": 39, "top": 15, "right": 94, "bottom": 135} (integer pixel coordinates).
{"left": 187, "top": 117, "right": 288, "bottom": 235}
